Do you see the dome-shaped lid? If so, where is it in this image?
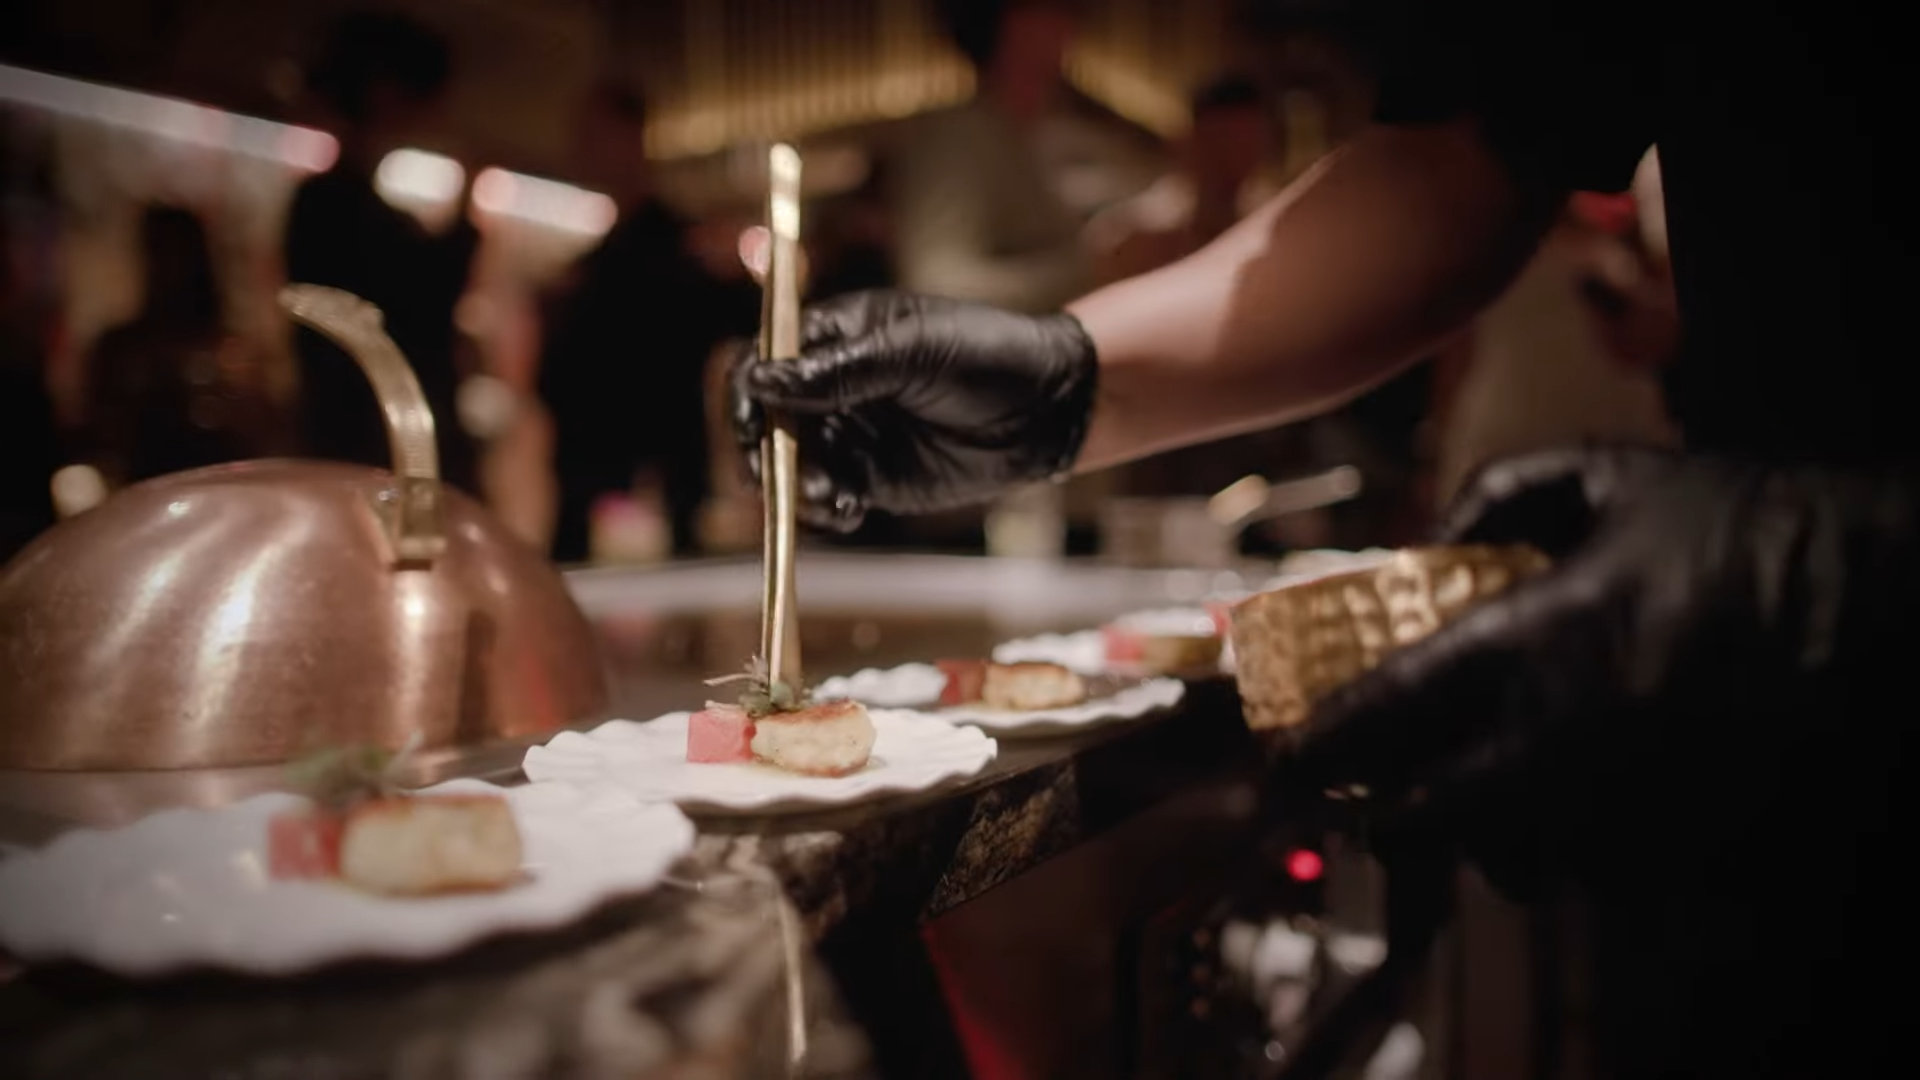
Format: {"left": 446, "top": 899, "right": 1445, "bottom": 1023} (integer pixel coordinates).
{"left": 0, "top": 287, "right": 607, "bottom": 770}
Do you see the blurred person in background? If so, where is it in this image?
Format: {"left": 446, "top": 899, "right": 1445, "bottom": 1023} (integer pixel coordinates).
{"left": 805, "top": 164, "right": 895, "bottom": 302}
{"left": 82, "top": 205, "right": 272, "bottom": 486}
{"left": 0, "top": 211, "right": 60, "bottom": 561}
{"left": 536, "top": 81, "right": 757, "bottom": 563}
{"left": 1089, "top": 75, "right": 1272, "bottom": 285}
{"left": 891, "top": 0, "right": 1089, "bottom": 313}
{"left": 286, "top": 9, "right": 478, "bottom": 491}
{"left": 1429, "top": 192, "right": 1677, "bottom": 505}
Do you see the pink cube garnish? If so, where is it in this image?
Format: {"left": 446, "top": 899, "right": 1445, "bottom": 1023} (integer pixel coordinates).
{"left": 1101, "top": 624, "right": 1145, "bottom": 664}
{"left": 936, "top": 659, "right": 988, "bottom": 706}
{"left": 268, "top": 811, "right": 343, "bottom": 880}
{"left": 1205, "top": 601, "right": 1233, "bottom": 638}
{"left": 687, "top": 704, "right": 755, "bottom": 763}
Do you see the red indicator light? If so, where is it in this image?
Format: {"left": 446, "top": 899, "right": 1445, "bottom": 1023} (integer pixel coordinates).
{"left": 1285, "top": 849, "right": 1323, "bottom": 882}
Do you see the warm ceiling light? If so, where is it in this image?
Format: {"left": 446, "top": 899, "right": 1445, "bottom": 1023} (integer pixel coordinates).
{"left": 0, "top": 62, "right": 336, "bottom": 171}
{"left": 276, "top": 127, "right": 338, "bottom": 172}
{"left": 470, "top": 167, "right": 616, "bottom": 237}
{"left": 1064, "top": 49, "right": 1185, "bottom": 137}
{"left": 374, "top": 148, "right": 464, "bottom": 207}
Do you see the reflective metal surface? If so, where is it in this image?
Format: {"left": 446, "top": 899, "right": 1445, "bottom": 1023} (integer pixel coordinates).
{"left": 0, "top": 460, "right": 608, "bottom": 771}
{"left": 0, "top": 285, "right": 607, "bottom": 771}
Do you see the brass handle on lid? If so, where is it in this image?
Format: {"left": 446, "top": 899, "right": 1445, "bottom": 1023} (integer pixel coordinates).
{"left": 279, "top": 284, "right": 446, "bottom": 565}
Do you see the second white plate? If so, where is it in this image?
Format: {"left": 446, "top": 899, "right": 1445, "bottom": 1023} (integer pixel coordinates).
{"left": 993, "top": 611, "right": 1236, "bottom": 678}
{"left": 815, "top": 663, "right": 1186, "bottom": 737}
{"left": 991, "top": 629, "right": 1109, "bottom": 675}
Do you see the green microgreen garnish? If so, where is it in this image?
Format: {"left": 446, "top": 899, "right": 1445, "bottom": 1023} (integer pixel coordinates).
{"left": 286, "top": 732, "right": 421, "bottom": 810}
{"left": 704, "top": 655, "right": 810, "bottom": 719}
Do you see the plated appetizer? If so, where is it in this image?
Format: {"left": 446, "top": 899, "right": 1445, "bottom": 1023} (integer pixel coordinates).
{"left": 1100, "top": 608, "right": 1227, "bottom": 676}
{"left": 689, "top": 657, "right": 876, "bottom": 777}
{"left": 268, "top": 742, "right": 524, "bottom": 897}
{"left": 935, "top": 659, "right": 1089, "bottom": 711}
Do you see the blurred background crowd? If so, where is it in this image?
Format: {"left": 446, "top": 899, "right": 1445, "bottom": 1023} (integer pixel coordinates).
{"left": 0, "top": 0, "right": 1679, "bottom": 567}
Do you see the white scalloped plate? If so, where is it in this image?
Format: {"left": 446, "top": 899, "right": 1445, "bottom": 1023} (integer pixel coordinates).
{"left": 815, "top": 663, "right": 1186, "bottom": 737}
{"left": 0, "top": 779, "right": 696, "bottom": 978}
{"left": 994, "top": 607, "right": 1237, "bottom": 677}
{"left": 521, "top": 710, "right": 997, "bottom": 814}
{"left": 991, "top": 629, "right": 1108, "bottom": 674}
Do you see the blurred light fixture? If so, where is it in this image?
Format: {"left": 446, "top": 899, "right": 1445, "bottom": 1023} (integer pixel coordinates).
{"left": 1284, "top": 848, "right": 1324, "bottom": 882}
{"left": 1064, "top": 48, "right": 1186, "bottom": 137}
{"left": 0, "top": 63, "right": 336, "bottom": 171}
{"left": 374, "top": 148, "right": 464, "bottom": 208}
{"left": 471, "top": 167, "right": 616, "bottom": 237}
{"left": 50, "top": 465, "right": 108, "bottom": 518}
{"left": 645, "top": 63, "right": 973, "bottom": 160}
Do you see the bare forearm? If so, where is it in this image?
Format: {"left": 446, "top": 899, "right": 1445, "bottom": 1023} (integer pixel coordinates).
{"left": 1067, "top": 121, "right": 1562, "bottom": 471}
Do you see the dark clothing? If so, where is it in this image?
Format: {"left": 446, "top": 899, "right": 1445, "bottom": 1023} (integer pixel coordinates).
{"left": 536, "top": 201, "right": 756, "bottom": 562}
{"left": 0, "top": 336, "right": 58, "bottom": 562}
{"left": 808, "top": 242, "right": 894, "bottom": 303}
{"left": 84, "top": 325, "right": 260, "bottom": 484}
{"left": 285, "top": 167, "right": 478, "bottom": 490}
{"left": 1374, "top": 3, "right": 1918, "bottom": 1074}
{"left": 1376, "top": 1, "right": 1914, "bottom": 467}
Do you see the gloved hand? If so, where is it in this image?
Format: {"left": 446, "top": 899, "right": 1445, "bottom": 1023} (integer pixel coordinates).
{"left": 729, "top": 290, "right": 1099, "bottom": 531}
{"left": 1274, "top": 444, "right": 1919, "bottom": 896}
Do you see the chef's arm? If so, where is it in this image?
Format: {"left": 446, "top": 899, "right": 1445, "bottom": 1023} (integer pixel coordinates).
{"left": 1068, "top": 119, "right": 1566, "bottom": 471}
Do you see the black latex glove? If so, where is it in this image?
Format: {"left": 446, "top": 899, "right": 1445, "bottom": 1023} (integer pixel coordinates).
{"left": 1274, "top": 444, "right": 1919, "bottom": 896}
{"left": 729, "top": 290, "right": 1099, "bottom": 531}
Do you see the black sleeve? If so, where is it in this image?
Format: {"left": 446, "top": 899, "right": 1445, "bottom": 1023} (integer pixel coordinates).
{"left": 283, "top": 181, "right": 343, "bottom": 289}
{"left": 0, "top": 343, "right": 60, "bottom": 560}
{"left": 1371, "top": 0, "right": 1655, "bottom": 194}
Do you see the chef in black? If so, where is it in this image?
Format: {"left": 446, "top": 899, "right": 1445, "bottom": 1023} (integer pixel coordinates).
{"left": 731, "top": 2, "right": 1920, "bottom": 1074}
{"left": 537, "top": 82, "right": 759, "bottom": 563}
{"left": 286, "top": 11, "right": 478, "bottom": 492}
